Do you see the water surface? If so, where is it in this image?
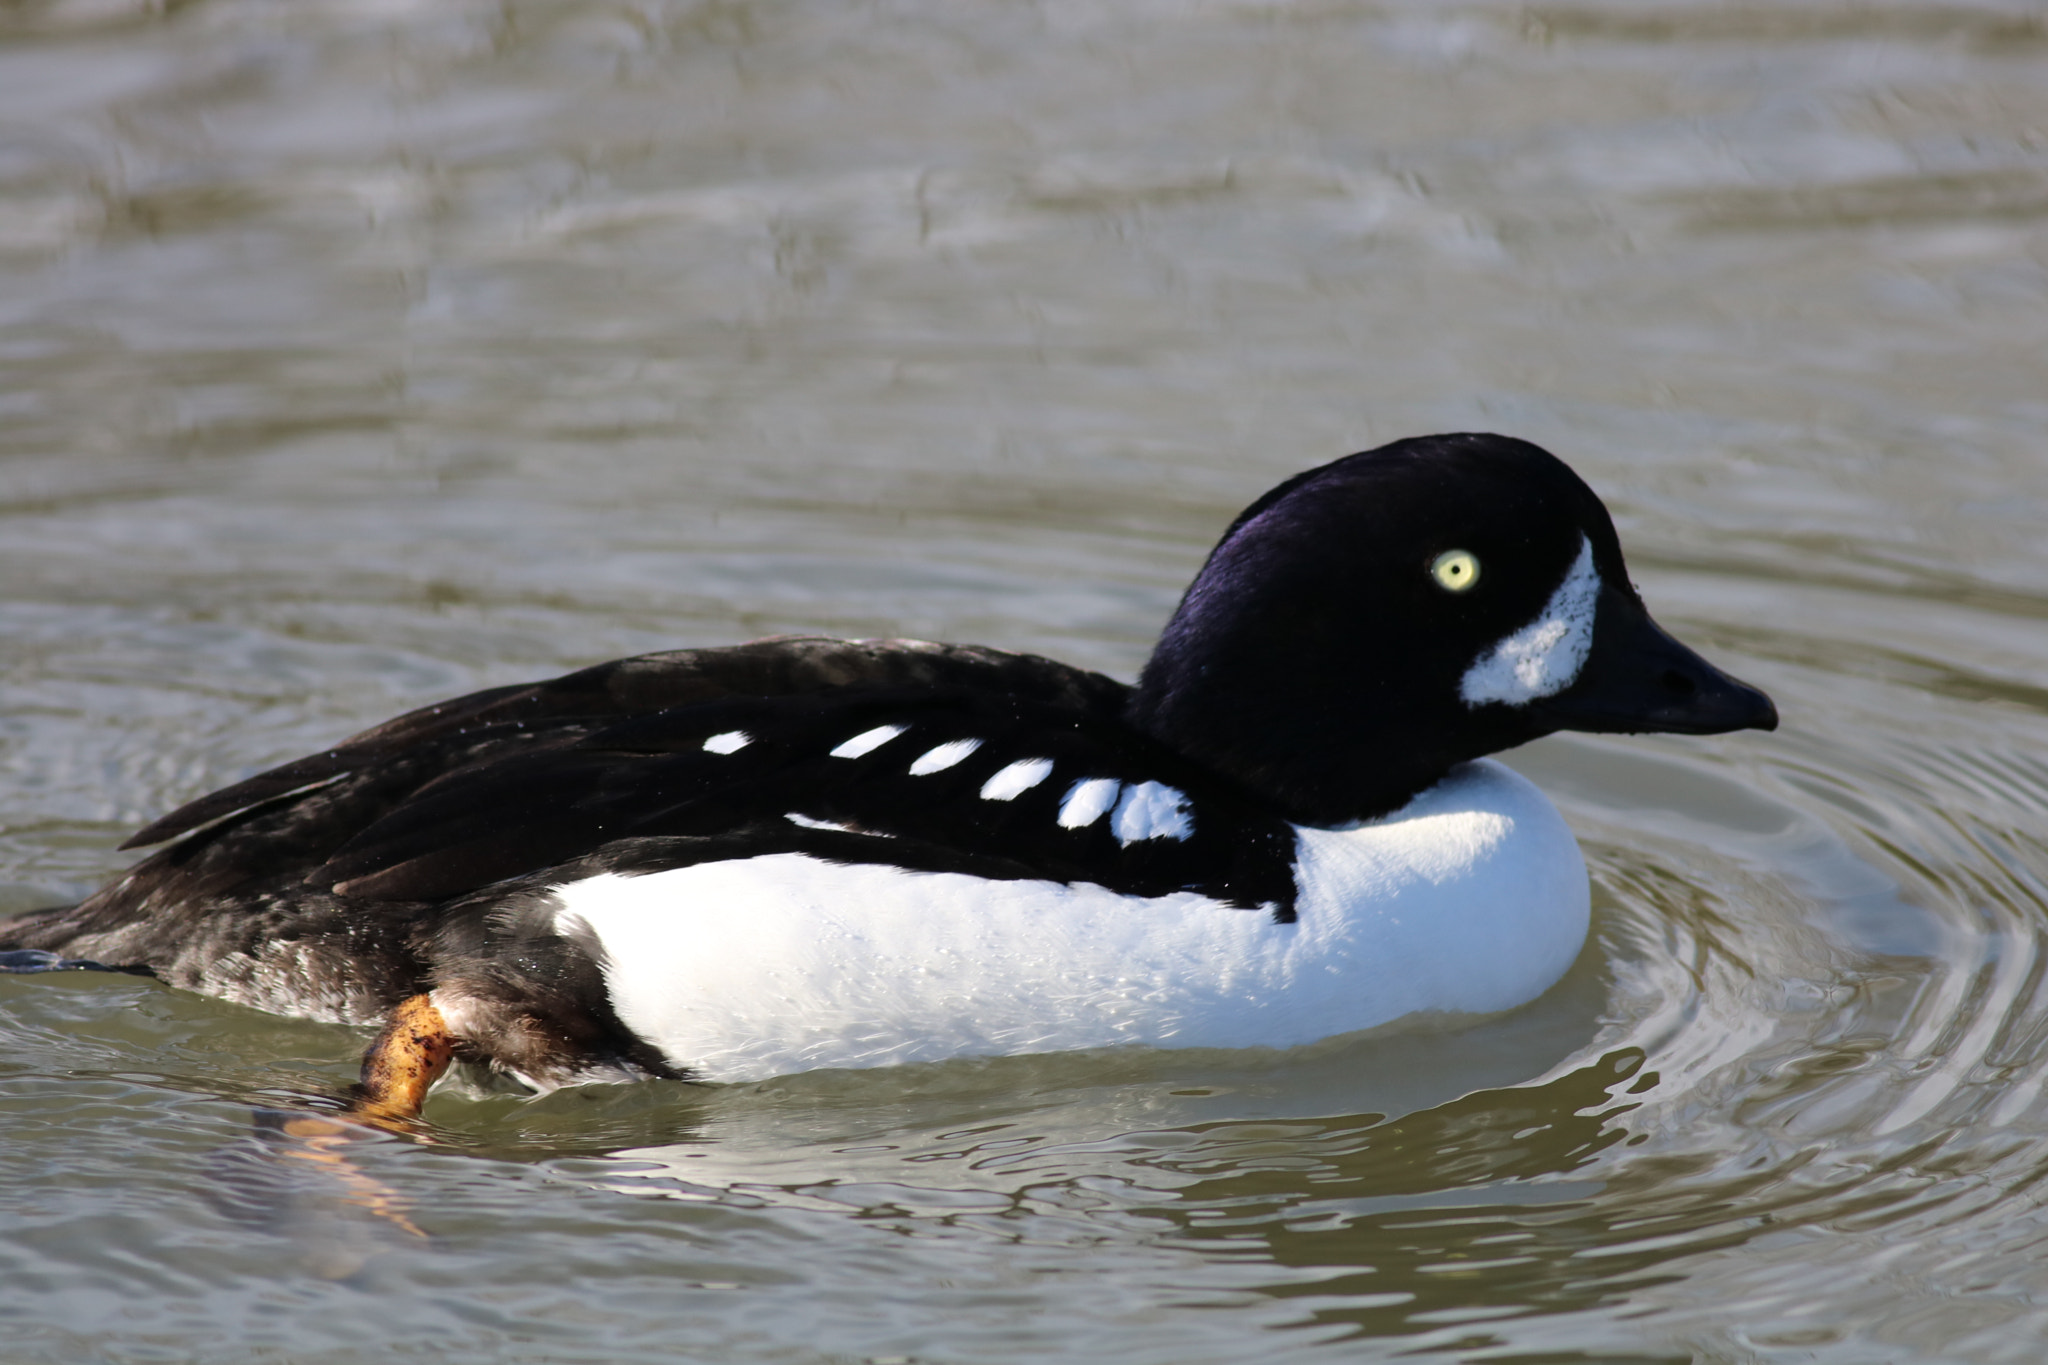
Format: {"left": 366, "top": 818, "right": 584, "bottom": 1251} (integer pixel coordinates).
{"left": 5, "top": 1, "right": 2048, "bottom": 1360}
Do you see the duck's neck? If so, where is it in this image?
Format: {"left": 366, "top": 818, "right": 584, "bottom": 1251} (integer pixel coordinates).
{"left": 1126, "top": 609, "right": 1467, "bottom": 829}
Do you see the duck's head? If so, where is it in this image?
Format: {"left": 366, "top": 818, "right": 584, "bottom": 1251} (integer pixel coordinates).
{"left": 1130, "top": 433, "right": 1777, "bottom": 826}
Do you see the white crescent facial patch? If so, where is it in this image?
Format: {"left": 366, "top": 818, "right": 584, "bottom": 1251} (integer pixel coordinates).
{"left": 1459, "top": 535, "right": 1600, "bottom": 707}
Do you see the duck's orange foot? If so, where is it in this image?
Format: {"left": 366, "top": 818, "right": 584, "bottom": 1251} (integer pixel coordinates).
{"left": 259, "top": 1112, "right": 431, "bottom": 1243}
{"left": 238, "top": 994, "right": 460, "bottom": 1249}
{"left": 346, "top": 993, "right": 457, "bottom": 1128}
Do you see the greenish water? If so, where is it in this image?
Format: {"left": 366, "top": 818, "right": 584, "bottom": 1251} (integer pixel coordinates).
{"left": 5, "top": 1, "right": 2048, "bottom": 1360}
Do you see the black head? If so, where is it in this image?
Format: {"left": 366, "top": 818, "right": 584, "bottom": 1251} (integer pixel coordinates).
{"left": 1129, "top": 433, "right": 1776, "bottom": 825}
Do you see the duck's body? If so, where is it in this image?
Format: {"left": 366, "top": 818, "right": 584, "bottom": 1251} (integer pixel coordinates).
{"left": 550, "top": 756, "right": 1584, "bottom": 1082}
{"left": 2, "top": 435, "right": 1774, "bottom": 1104}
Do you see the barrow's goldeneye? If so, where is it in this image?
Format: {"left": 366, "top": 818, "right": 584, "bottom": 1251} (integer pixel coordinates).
{"left": 1, "top": 434, "right": 1776, "bottom": 1117}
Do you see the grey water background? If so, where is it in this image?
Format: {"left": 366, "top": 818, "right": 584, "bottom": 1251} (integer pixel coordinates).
{"left": 3, "top": 0, "right": 2048, "bottom": 1360}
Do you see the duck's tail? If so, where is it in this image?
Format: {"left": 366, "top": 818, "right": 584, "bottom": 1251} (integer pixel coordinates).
{"left": 0, "top": 905, "right": 154, "bottom": 975}
{"left": 0, "top": 902, "right": 74, "bottom": 950}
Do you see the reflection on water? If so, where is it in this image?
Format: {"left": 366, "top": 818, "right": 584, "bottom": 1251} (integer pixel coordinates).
{"left": 6, "top": 0, "right": 2048, "bottom": 1361}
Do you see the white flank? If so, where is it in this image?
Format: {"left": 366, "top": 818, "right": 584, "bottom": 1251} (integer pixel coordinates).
{"left": 1058, "top": 777, "right": 1121, "bottom": 829}
{"left": 980, "top": 757, "right": 1055, "bottom": 802}
{"left": 1460, "top": 535, "right": 1600, "bottom": 707}
{"left": 908, "top": 738, "right": 982, "bottom": 775}
{"left": 830, "top": 724, "right": 908, "bottom": 759}
{"left": 1111, "top": 781, "right": 1193, "bottom": 845}
{"left": 702, "top": 730, "right": 751, "bottom": 755}
{"left": 552, "top": 759, "right": 1589, "bottom": 1083}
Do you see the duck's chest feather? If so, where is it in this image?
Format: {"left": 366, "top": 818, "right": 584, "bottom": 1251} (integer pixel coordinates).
{"left": 550, "top": 760, "right": 1588, "bottom": 1082}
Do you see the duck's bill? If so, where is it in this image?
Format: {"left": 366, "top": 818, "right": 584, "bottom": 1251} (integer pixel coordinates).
{"left": 1531, "top": 585, "right": 1778, "bottom": 736}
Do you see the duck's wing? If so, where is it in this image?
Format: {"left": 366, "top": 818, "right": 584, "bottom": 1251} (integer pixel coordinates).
{"left": 121, "top": 635, "right": 1127, "bottom": 851}
{"left": 321, "top": 686, "right": 1300, "bottom": 915}
{"left": 67, "top": 639, "right": 1127, "bottom": 930}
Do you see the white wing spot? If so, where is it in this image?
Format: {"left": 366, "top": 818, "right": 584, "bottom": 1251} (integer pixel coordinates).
{"left": 980, "top": 757, "right": 1054, "bottom": 802}
{"left": 1111, "top": 782, "right": 1193, "bottom": 845}
{"left": 1460, "top": 535, "right": 1600, "bottom": 708}
{"left": 830, "top": 724, "right": 908, "bottom": 759}
{"left": 1058, "top": 777, "right": 1121, "bottom": 830}
{"left": 785, "top": 812, "right": 855, "bottom": 833}
{"left": 908, "top": 738, "right": 982, "bottom": 776}
{"left": 702, "top": 730, "right": 751, "bottom": 755}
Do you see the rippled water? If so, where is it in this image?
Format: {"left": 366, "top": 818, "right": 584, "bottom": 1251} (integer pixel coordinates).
{"left": 5, "top": 1, "right": 2048, "bottom": 1360}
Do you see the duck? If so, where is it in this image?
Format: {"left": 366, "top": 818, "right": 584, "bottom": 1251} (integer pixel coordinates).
{"left": 0, "top": 433, "right": 1776, "bottom": 1120}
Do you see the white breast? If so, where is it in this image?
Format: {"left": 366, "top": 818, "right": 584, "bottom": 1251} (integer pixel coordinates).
{"left": 550, "top": 759, "right": 1589, "bottom": 1083}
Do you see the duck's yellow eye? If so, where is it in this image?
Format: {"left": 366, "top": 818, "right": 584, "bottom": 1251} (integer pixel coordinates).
{"left": 1430, "top": 549, "right": 1480, "bottom": 592}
